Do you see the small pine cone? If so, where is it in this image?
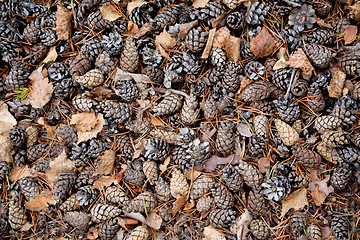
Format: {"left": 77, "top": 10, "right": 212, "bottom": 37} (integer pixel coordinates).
{"left": 105, "top": 186, "right": 130, "bottom": 206}
{"left": 124, "top": 191, "right": 157, "bottom": 214}
{"left": 127, "top": 226, "right": 150, "bottom": 240}
{"left": 189, "top": 176, "right": 215, "bottom": 201}
{"left": 12, "top": 146, "right": 27, "bottom": 166}
{"left": 247, "top": 187, "right": 266, "bottom": 217}
{"left": 288, "top": 171, "right": 309, "bottom": 188}
{"left": 99, "top": 218, "right": 120, "bottom": 240}
{"left": 149, "top": 128, "right": 176, "bottom": 144}
{"left": 306, "top": 86, "right": 325, "bottom": 112}
{"left": 209, "top": 208, "right": 236, "bottom": 229}
{"left": 143, "top": 66, "right": 164, "bottom": 83}
{"left": 180, "top": 94, "right": 200, "bottom": 126}
{"left": 290, "top": 211, "right": 308, "bottom": 235}
{"left": 215, "top": 121, "right": 235, "bottom": 157}
{"left": 87, "top": 10, "right": 112, "bottom": 31}
{"left": 69, "top": 52, "right": 91, "bottom": 77}
{"left": 210, "top": 183, "right": 234, "bottom": 209}
{"left": 48, "top": 62, "right": 69, "bottom": 82}
{"left": 197, "top": 195, "right": 213, "bottom": 213}
{"left": 54, "top": 170, "right": 77, "bottom": 199}
{"left": 23, "top": 18, "right": 41, "bottom": 44}
{"left": 27, "top": 143, "right": 49, "bottom": 162}
{"left": 292, "top": 145, "right": 321, "bottom": 169}
{"left": 211, "top": 47, "right": 226, "bottom": 69}
{"left": 17, "top": 176, "right": 42, "bottom": 200}
{"left": 303, "top": 44, "right": 332, "bottom": 69}
{"left": 306, "top": 224, "right": 322, "bottom": 240}
{"left": 310, "top": 0, "right": 333, "bottom": 17}
{"left": 60, "top": 194, "right": 80, "bottom": 212}
{"left": 0, "top": 219, "right": 8, "bottom": 239}
{"left": 64, "top": 211, "right": 90, "bottom": 233}
{"left": 222, "top": 165, "right": 244, "bottom": 192}
{"left": 25, "top": 125, "right": 38, "bottom": 148}
{"left": 272, "top": 68, "right": 293, "bottom": 91}
{"left": 250, "top": 100, "right": 275, "bottom": 115}
{"left": 155, "top": 177, "right": 172, "bottom": 202}
{"left": 72, "top": 94, "right": 99, "bottom": 112}
{"left": 245, "top": 1, "right": 269, "bottom": 25}
{"left": 241, "top": 41, "right": 256, "bottom": 59}
{"left": 74, "top": 69, "right": 104, "bottom": 88}
{"left": 101, "top": 31, "right": 123, "bottom": 57}
{"left": 123, "top": 169, "right": 145, "bottom": 186}
{"left": 57, "top": 126, "right": 78, "bottom": 146}
{"left": 330, "top": 166, "right": 352, "bottom": 190}
{"left": 235, "top": 161, "right": 263, "bottom": 188}
{"left": 76, "top": 185, "right": 99, "bottom": 206}
{"left": 158, "top": 204, "right": 173, "bottom": 222}
{"left": 337, "top": 146, "right": 360, "bottom": 163}
{"left": 112, "top": 79, "right": 139, "bottom": 102}
{"left": 254, "top": 115, "right": 268, "bottom": 138}
{"left": 184, "top": 27, "right": 208, "bottom": 53}
{"left": 120, "top": 37, "right": 139, "bottom": 73}
{"left": 226, "top": 11, "right": 245, "bottom": 30}
{"left": 186, "top": 139, "right": 212, "bottom": 166}
{"left": 40, "top": 29, "right": 57, "bottom": 47}
{"left": 0, "top": 161, "right": 11, "bottom": 181}
{"left": 198, "top": 1, "right": 225, "bottom": 26}
{"left": 151, "top": 6, "right": 177, "bottom": 31}
{"left": 223, "top": 61, "right": 241, "bottom": 93}
{"left": 274, "top": 96, "right": 301, "bottom": 123}
{"left": 316, "top": 142, "right": 342, "bottom": 164}
{"left": 170, "top": 168, "right": 189, "bottom": 198}
{"left": 321, "top": 131, "right": 349, "bottom": 148}
{"left": 274, "top": 119, "right": 300, "bottom": 146}
{"left": 305, "top": 28, "right": 334, "bottom": 46}
{"left": 27, "top": 43, "right": 48, "bottom": 64}
{"left": 249, "top": 219, "right": 270, "bottom": 240}
{"left": 339, "top": 54, "right": 360, "bottom": 78}
{"left": 291, "top": 79, "right": 308, "bottom": 97}
{"left": 352, "top": 132, "right": 360, "bottom": 148}
{"left": 143, "top": 160, "right": 158, "bottom": 185}
{"left": 5, "top": 61, "right": 32, "bottom": 90}
{"left": 102, "top": 101, "right": 132, "bottom": 125}
{"left": 331, "top": 96, "right": 357, "bottom": 129}
{"left": 314, "top": 115, "right": 342, "bottom": 134}
{"left": 114, "top": 135, "right": 134, "bottom": 159}
{"left": 203, "top": 96, "right": 218, "bottom": 120}
{"left": 245, "top": 61, "right": 265, "bottom": 81}
{"left": 91, "top": 204, "right": 121, "bottom": 223}
{"left": 144, "top": 138, "right": 170, "bottom": 162}
{"left": 331, "top": 216, "right": 350, "bottom": 240}
{"left": 8, "top": 126, "right": 26, "bottom": 146}
{"left": 152, "top": 94, "right": 183, "bottom": 116}
{"left": 95, "top": 52, "right": 116, "bottom": 73}
{"left": 262, "top": 176, "right": 291, "bottom": 201}
{"left": 53, "top": 78, "right": 74, "bottom": 99}
{"left": 351, "top": 82, "right": 360, "bottom": 100}
{"left": 8, "top": 192, "right": 27, "bottom": 230}
{"left": 125, "top": 116, "right": 152, "bottom": 134}
{"left": 241, "top": 81, "right": 272, "bottom": 102}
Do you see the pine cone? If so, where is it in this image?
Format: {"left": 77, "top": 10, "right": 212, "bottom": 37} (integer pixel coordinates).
{"left": 102, "top": 31, "right": 123, "bottom": 57}
{"left": 215, "top": 121, "right": 235, "bottom": 157}
{"left": 210, "top": 183, "right": 234, "bottom": 209}
{"left": 222, "top": 165, "right": 244, "bottom": 192}
{"left": 127, "top": 226, "right": 150, "bottom": 240}
{"left": 248, "top": 133, "right": 266, "bottom": 156}
{"left": 288, "top": 171, "right": 309, "bottom": 188}
{"left": 282, "top": 29, "right": 302, "bottom": 52}
{"left": 180, "top": 94, "right": 199, "bottom": 126}
{"left": 290, "top": 211, "right": 308, "bottom": 235}
{"left": 0, "top": 161, "right": 11, "bottom": 181}
{"left": 186, "top": 139, "right": 212, "bottom": 166}
{"left": 155, "top": 177, "right": 172, "bottom": 202}
{"left": 143, "top": 160, "right": 158, "bottom": 185}
{"left": 245, "top": 61, "right": 265, "bottom": 81}
{"left": 292, "top": 145, "right": 321, "bottom": 169}
{"left": 247, "top": 187, "right": 266, "bottom": 217}
{"left": 152, "top": 94, "right": 183, "bottom": 116}
{"left": 123, "top": 169, "right": 145, "bottom": 186}
{"left": 304, "top": 43, "right": 332, "bottom": 69}
{"left": 245, "top": 1, "right": 269, "bottom": 25}
{"left": 8, "top": 126, "right": 26, "bottom": 146}
{"left": 64, "top": 211, "right": 90, "bottom": 233}
{"left": 288, "top": 4, "right": 316, "bottom": 31}
{"left": 91, "top": 204, "right": 122, "bottom": 223}
{"left": 57, "top": 126, "right": 78, "bottom": 146}
{"left": 105, "top": 186, "right": 130, "bottom": 206}
{"left": 226, "top": 11, "right": 245, "bottom": 30}
{"left": 314, "top": 115, "right": 342, "bottom": 134}
{"left": 209, "top": 208, "right": 236, "bottom": 229}
{"left": 54, "top": 170, "right": 76, "bottom": 199}
{"left": 321, "top": 131, "right": 349, "bottom": 148}
{"left": 86, "top": 10, "right": 112, "bottom": 31}
{"left": 241, "top": 81, "right": 272, "bottom": 102}
{"left": 170, "top": 168, "right": 189, "bottom": 198}
{"left": 120, "top": 37, "right": 139, "bottom": 73}
{"left": 25, "top": 125, "right": 38, "bottom": 148}
{"left": 196, "top": 195, "right": 213, "bottom": 213}
{"left": 306, "top": 85, "right": 325, "bottom": 112}
{"left": 124, "top": 191, "right": 157, "bottom": 214}
{"left": 111, "top": 135, "right": 133, "bottom": 159}
{"left": 305, "top": 28, "right": 334, "bottom": 46}
{"left": 17, "top": 176, "right": 42, "bottom": 200}
{"left": 351, "top": 81, "right": 360, "bottom": 100}
{"left": 330, "top": 166, "right": 352, "bottom": 190}
{"left": 306, "top": 224, "right": 322, "bottom": 240}
{"left": 262, "top": 176, "right": 291, "bottom": 201}
{"left": 102, "top": 101, "right": 132, "bottom": 125}
{"left": 254, "top": 115, "right": 268, "bottom": 138}
{"left": 198, "top": 1, "right": 226, "bottom": 26}
{"left": 27, "top": 143, "right": 49, "bottom": 162}
{"left": 274, "top": 96, "right": 301, "bottom": 123}
{"left": 274, "top": 119, "right": 300, "bottom": 146}
{"left": 128, "top": 3, "right": 157, "bottom": 27}
{"left": 331, "top": 96, "right": 357, "bottom": 129}
{"left": 249, "top": 219, "right": 270, "bottom": 240}
{"left": 336, "top": 146, "right": 360, "bottom": 163}
{"left": 291, "top": 79, "right": 308, "bottom": 97}
{"left": 189, "top": 176, "right": 215, "bottom": 200}
{"left": 74, "top": 69, "right": 104, "bottom": 87}
{"left": 222, "top": 61, "right": 241, "bottom": 93}
{"left": 311, "top": 0, "right": 333, "bottom": 17}
{"left": 112, "top": 79, "right": 139, "bottom": 102}
{"left": 151, "top": 6, "right": 177, "bottom": 31}
{"left": 40, "top": 28, "right": 57, "bottom": 46}
{"left": 184, "top": 26, "right": 208, "bottom": 53}
{"left": 99, "top": 218, "right": 120, "bottom": 240}
{"left": 69, "top": 52, "right": 91, "bottom": 77}
{"left": 144, "top": 138, "right": 170, "bottom": 162}
{"left": 0, "top": 219, "right": 8, "bottom": 238}
{"left": 235, "top": 161, "right": 263, "bottom": 188}
{"left": 211, "top": 47, "right": 226, "bottom": 69}
{"left": 72, "top": 94, "right": 100, "bottom": 112}
{"left": 76, "top": 185, "right": 98, "bottom": 206}
{"left": 339, "top": 54, "right": 360, "bottom": 78}
{"left": 143, "top": 66, "right": 164, "bottom": 83}
{"left": 272, "top": 68, "right": 293, "bottom": 91}
{"left": 23, "top": 18, "right": 41, "bottom": 44}
{"left": 13, "top": 146, "right": 27, "bottom": 166}
{"left": 250, "top": 100, "right": 275, "bottom": 115}
{"left": 8, "top": 192, "right": 27, "bottom": 230}
{"left": 331, "top": 216, "right": 349, "bottom": 240}
{"left": 316, "top": 142, "right": 342, "bottom": 164}
{"left": 60, "top": 194, "right": 80, "bottom": 212}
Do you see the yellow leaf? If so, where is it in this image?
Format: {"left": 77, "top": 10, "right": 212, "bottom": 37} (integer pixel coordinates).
{"left": 281, "top": 187, "right": 308, "bottom": 218}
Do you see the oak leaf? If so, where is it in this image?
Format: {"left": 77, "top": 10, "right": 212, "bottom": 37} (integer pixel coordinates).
{"left": 308, "top": 170, "right": 334, "bottom": 206}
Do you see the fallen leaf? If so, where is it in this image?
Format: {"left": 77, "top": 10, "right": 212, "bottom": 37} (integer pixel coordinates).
{"left": 28, "top": 66, "right": 53, "bottom": 108}
{"left": 20, "top": 222, "right": 33, "bottom": 232}
{"left": 77, "top": 113, "right": 105, "bottom": 143}
{"left": 45, "top": 150, "right": 75, "bottom": 187}
{"left": 250, "top": 28, "right": 277, "bottom": 58}
{"left": 315, "top": 17, "right": 333, "bottom": 29}
{"left": 155, "top": 41, "right": 171, "bottom": 61}
{"left": 42, "top": 46, "right": 58, "bottom": 64}
{"left": 212, "top": 12, "right": 227, "bottom": 28}
{"left": 100, "top": 5, "right": 122, "bottom": 22}
{"left": 229, "top": 209, "right": 253, "bottom": 238}
{"left": 159, "top": 156, "right": 170, "bottom": 173}
{"left": 328, "top": 69, "right": 346, "bottom": 98}
{"left": 225, "top": 35, "right": 241, "bottom": 62}
{"left": 114, "top": 68, "right": 152, "bottom": 84}
{"left": 349, "top": 3, "right": 360, "bottom": 21}
{"left": 213, "top": 27, "right": 230, "bottom": 48}
{"left": 155, "top": 29, "right": 177, "bottom": 50}
{"left": 70, "top": 112, "right": 99, "bottom": 131}
{"left": 124, "top": 212, "right": 162, "bottom": 230}
{"left": 237, "top": 76, "right": 252, "bottom": 94}
{"left": 151, "top": 115, "right": 165, "bottom": 126}
{"left": 86, "top": 226, "right": 99, "bottom": 239}
{"left": 308, "top": 171, "right": 334, "bottom": 206}
{"left": 93, "top": 175, "right": 118, "bottom": 191}
{"left": 134, "top": 23, "right": 154, "bottom": 39}
{"left": 185, "top": 169, "right": 202, "bottom": 180}
{"left": 200, "top": 128, "right": 217, "bottom": 142}
{"left": 55, "top": 4, "right": 72, "bottom": 40}
{"left": 38, "top": 117, "right": 57, "bottom": 136}
{"left": 203, "top": 225, "right": 226, "bottom": 240}
{"left": 192, "top": 0, "right": 210, "bottom": 8}
{"left": 127, "top": 0, "right": 146, "bottom": 14}
{"left": 171, "top": 20, "right": 198, "bottom": 41}
{"left": 93, "top": 150, "right": 116, "bottom": 176}
{"left": 280, "top": 187, "right": 308, "bottom": 218}
{"left": 201, "top": 28, "right": 216, "bottom": 59}
{"left": 344, "top": 25, "right": 358, "bottom": 45}
{"left": 25, "top": 191, "right": 57, "bottom": 211}
{"left": 199, "top": 154, "right": 241, "bottom": 172}
{"left": 118, "top": 217, "right": 139, "bottom": 229}
{"left": 0, "top": 105, "right": 17, "bottom": 126}
{"left": 0, "top": 119, "right": 15, "bottom": 163}
{"left": 286, "top": 48, "right": 314, "bottom": 80}
{"left": 321, "top": 226, "right": 332, "bottom": 239}
{"left": 258, "top": 157, "right": 270, "bottom": 174}
{"left": 173, "top": 195, "right": 187, "bottom": 215}
{"left": 9, "top": 165, "right": 32, "bottom": 182}
{"left": 237, "top": 123, "right": 253, "bottom": 137}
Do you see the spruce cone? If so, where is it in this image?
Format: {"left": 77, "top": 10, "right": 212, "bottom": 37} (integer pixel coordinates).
{"left": 247, "top": 187, "right": 266, "bottom": 217}
{"left": 8, "top": 192, "right": 27, "bottom": 230}
{"left": 74, "top": 69, "right": 104, "bottom": 87}
{"left": 120, "top": 37, "right": 139, "bottom": 73}
{"left": 215, "top": 121, "right": 235, "bottom": 157}
{"left": 143, "top": 160, "right": 158, "bottom": 185}
{"left": 91, "top": 204, "right": 122, "bottom": 223}
{"left": 274, "top": 119, "right": 300, "bottom": 146}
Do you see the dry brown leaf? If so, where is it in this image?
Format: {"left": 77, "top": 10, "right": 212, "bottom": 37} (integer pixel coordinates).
{"left": 258, "top": 157, "right": 270, "bottom": 174}
{"left": 151, "top": 116, "right": 165, "bottom": 126}
{"left": 77, "top": 113, "right": 105, "bottom": 143}
{"left": 177, "top": 21, "right": 198, "bottom": 40}
{"left": 184, "top": 199, "right": 196, "bottom": 210}
{"left": 70, "top": 112, "right": 99, "bottom": 131}
{"left": 349, "top": 3, "right": 360, "bottom": 21}
{"left": 213, "top": 27, "right": 230, "bottom": 48}
{"left": 237, "top": 76, "right": 252, "bottom": 94}
{"left": 25, "top": 191, "right": 57, "bottom": 212}
{"left": 200, "top": 128, "right": 217, "bottom": 142}
{"left": 201, "top": 28, "right": 216, "bottom": 59}
{"left": 124, "top": 212, "right": 162, "bottom": 230}
{"left": 250, "top": 28, "right": 276, "bottom": 58}
{"left": 286, "top": 48, "right": 314, "bottom": 80}
{"left": 192, "top": 0, "right": 210, "bottom": 8}
{"left": 198, "top": 154, "right": 241, "bottom": 172}
{"left": 155, "top": 41, "right": 171, "bottom": 61}
{"left": 0, "top": 105, "right": 17, "bottom": 126}
{"left": 55, "top": 4, "right": 72, "bottom": 40}
{"left": 42, "top": 46, "right": 58, "bottom": 64}
{"left": 280, "top": 187, "right": 308, "bottom": 218}
{"left": 118, "top": 217, "right": 138, "bottom": 229}
{"left": 328, "top": 69, "right": 346, "bottom": 98}
{"left": 315, "top": 17, "right": 333, "bottom": 29}
{"left": 45, "top": 150, "right": 75, "bottom": 187}
{"left": 93, "top": 150, "right": 116, "bottom": 176}
{"left": 86, "top": 227, "right": 99, "bottom": 239}
{"left": 204, "top": 225, "right": 226, "bottom": 240}
{"left": 38, "top": 117, "right": 57, "bottom": 136}
{"left": 155, "top": 29, "right": 177, "bottom": 50}
{"left": 28, "top": 66, "right": 53, "bottom": 108}
{"left": 0, "top": 132, "right": 14, "bottom": 163}
{"left": 115, "top": 68, "right": 152, "bottom": 83}
{"left": 9, "top": 165, "right": 32, "bottom": 182}
{"left": 173, "top": 195, "right": 187, "bottom": 215}
{"left": 344, "top": 25, "right": 358, "bottom": 45}
{"left": 93, "top": 175, "right": 118, "bottom": 191}
{"left": 225, "top": 35, "right": 241, "bottom": 62}
{"left": 321, "top": 226, "right": 332, "bottom": 238}
{"left": 237, "top": 123, "right": 253, "bottom": 137}
{"left": 100, "top": 5, "right": 121, "bottom": 22}
{"left": 134, "top": 23, "right": 154, "bottom": 39}
{"left": 308, "top": 171, "right": 334, "bottom": 206}
{"left": 20, "top": 222, "right": 33, "bottom": 232}
{"left": 127, "top": 0, "right": 146, "bottom": 14}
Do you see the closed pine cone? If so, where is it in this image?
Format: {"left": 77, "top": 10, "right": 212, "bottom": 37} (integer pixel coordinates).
{"left": 74, "top": 69, "right": 104, "bottom": 87}
{"left": 170, "top": 168, "right": 189, "bottom": 198}
{"left": 254, "top": 114, "right": 268, "bottom": 138}
{"left": 250, "top": 219, "right": 270, "bottom": 239}
{"left": 210, "top": 183, "right": 234, "bottom": 209}
{"left": 222, "top": 165, "right": 244, "bottom": 192}
{"left": 64, "top": 211, "right": 90, "bottom": 233}
{"left": 120, "top": 37, "right": 139, "bottom": 73}
{"left": 99, "top": 218, "right": 120, "bottom": 240}
{"left": 91, "top": 204, "right": 122, "bottom": 223}
{"left": 17, "top": 176, "right": 42, "bottom": 200}
{"left": 196, "top": 195, "right": 214, "bottom": 213}
{"left": 274, "top": 119, "right": 300, "bottom": 146}
{"left": 152, "top": 94, "right": 183, "bottom": 116}
{"left": 209, "top": 208, "right": 236, "bottom": 229}
{"left": 240, "top": 81, "right": 272, "bottom": 102}
{"left": 124, "top": 191, "right": 157, "bottom": 214}
{"left": 247, "top": 187, "right": 266, "bottom": 217}
{"left": 215, "top": 121, "right": 235, "bottom": 157}
{"left": 69, "top": 52, "right": 91, "bottom": 77}
{"left": 143, "top": 160, "right": 158, "bottom": 185}
{"left": 316, "top": 142, "right": 342, "bottom": 164}
{"left": 292, "top": 145, "right": 321, "bottom": 169}
{"left": 189, "top": 176, "right": 215, "bottom": 200}
{"left": 321, "top": 130, "right": 349, "bottom": 148}
{"left": 291, "top": 211, "right": 308, "bottom": 235}
{"left": 155, "top": 177, "right": 172, "bottom": 202}
{"left": 235, "top": 161, "right": 263, "bottom": 188}
{"left": 60, "top": 194, "right": 80, "bottom": 212}
{"left": 180, "top": 94, "right": 199, "bottom": 125}
{"left": 25, "top": 125, "right": 38, "bottom": 148}
{"left": 54, "top": 170, "right": 77, "bottom": 199}
{"left": 314, "top": 115, "right": 342, "bottom": 134}
{"left": 105, "top": 186, "right": 130, "bottom": 206}
{"left": 8, "top": 192, "right": 27, "bottom": 230}
{"left": 306, "top": 224, "right": 322, "bottom": 240}
{"left": 127, "top": 226, "right": 150, "bottom": 240}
